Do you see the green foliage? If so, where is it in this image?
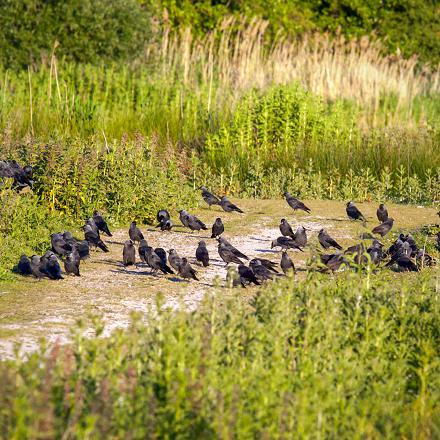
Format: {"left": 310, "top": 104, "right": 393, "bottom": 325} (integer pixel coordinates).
{"left": 1, "top": 272, "right": 439, "bottom": 437}
{"left": 0, "top": 0, "right": 151, "bottom": 69}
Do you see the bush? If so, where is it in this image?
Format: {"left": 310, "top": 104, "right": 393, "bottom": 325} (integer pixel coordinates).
{"left": 0, "top": 0, "right": 151, "bottom": 69}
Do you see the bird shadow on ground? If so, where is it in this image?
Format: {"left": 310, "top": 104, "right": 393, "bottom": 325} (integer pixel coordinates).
{"left": 109, "top": 268, "right": 155, "bottom": 277}
{"left": 167, "top": 277, "right": 189, "bottom": 283}
{"left": 104, "top": 240, "right": 124, "bottom": 246}
{"left": 93, "top": 259, "right": 122, "bottom": 267}
{"left": 255, "top": 248, "right": 275, "bottom": 253}
{"left": 249, "top": 237, "right": 270, "bottom": 243}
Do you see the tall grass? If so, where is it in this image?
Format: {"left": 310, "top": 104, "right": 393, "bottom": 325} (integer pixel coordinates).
{"left": 1, "top": 272, "right": 439, "bottom": 437}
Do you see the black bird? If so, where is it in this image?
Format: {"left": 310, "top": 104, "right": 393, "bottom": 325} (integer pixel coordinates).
{"left": 346, "top": 201, "right": 366, "bottom": 224}
{"left": 168, "top": 249, "right": 183, "bottom": 272}
{"left": 271, "top": 236, "right": 304, "bottom": 251}
{"left": 156, "top": 217, "right": 173, "bottom": 231}
{"left": 416, "top": 250, "right": 435, "bottom": 268}
{"left": 0, "top": 160, "right": 34, "bottom": 189}
{"left": 293, "top": 226, "right": 308, "bottom": 247}
{"left": 196, "top": 241, "right": 209, "bottom": 267}
{"left": 320, "top": 252, "right": 346, "bottom": 272}
{"left": 367, "top": 240, "right": 384, "bottom": 265}
{"left": 280, "top": 251, "right": 295, "bottom": 274}
{"left": 129, "top": 221, "right": 144, "bottom": 243}
{"left": 178, "top": 258, "right": 198, "bottom": 280}
{"left": 42, "top": 253, "right": 64, "bottom": 280}
{"left": 154, "top": 248, "right": 168, "bottom": 266}
{"left": 318, "top": 229, "right": 342, "bottom": 250}
{"left": 138, "top": 239, "right": 149, "bottom": 263}
{"left": 226, "top": 267, "right": 245, "bottom": 288}
{"left": 145, "top": 247, "right": 174, "bottom": 274}
{"left": 85, "top": 218, "right": 99, "bottom": 235}
{"left": 157, "top": 209, "right": 170, "bottom": 223}
{"left": 123, "top": 240, "right": 136, "bottom": 267}
{"left": 255, "top": 258, "right": 279, "bottom": 273}
{"left": 16, "top": 255, "right": 32, "bottom": 276}
{"left": 65, "top": 250, "right": 80, "bottom": 276}
{"left": 387, "top": 237, "right": 404, "bottom": 257}
{"left": 84, "top": 224, "right": 109, "bottom": 252}
{"left": 238, "top": 265, "right": 260, "bottom": 286}
{"left": 63, "top": 232, "right": 90, "bottom": 261}
{"left": 178, "top": 210, "right": 207, "bottom": 231}
{"left": 211, "top": 218, "right": 224, "bottom": 238}
{"left": 217, "top": 237, "right": 248, "bottom": 260}
{"left": 372, "top": 218, "right": 394, "bottom": 237}
{"left": 218, "top": 243, "right": 244, "bottom": 266}
{"left": 200, "top": 186, "right": 221, "bottom": 208}
{"left": 51, "top": 233, "right": 72, "bottom": 256}
{"left": 279, "top": 219, "right": 295, "bottom": 238}
{"left": 404, "top": 234, "right": 418, "bottom": 256}
{"left": 436, "top": 233, "right": 440, "bottom": 252}
{"left": 220, "top": 196, "right": 244, "bottom": 213}
{"left": 283, "top": 192, "right": 311, "bottom": 213}
{"left": 249, "top": 259, "right": 273, "bottom": 281}
{"left": 30, "top": 255, "right": 47, "bottom": 280}
{"left": 386, "top": 242, "right": 411, "bottom": 267}
{"left": 393, "top": 254, "right": 419, "bottom": 272}
{"left": 93, "top": 211, "right": 112, "bottom": 237}
{"left": 376, "top": 204, "right": 388, "bottom": 223}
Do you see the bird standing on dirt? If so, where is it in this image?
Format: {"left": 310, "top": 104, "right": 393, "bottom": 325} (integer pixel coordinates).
{"left": 86, "top": 218, "right": 99, "bottom": 234}
{"left": 196, "top": 241, "right": 210, "bottom": 267}
{"left": 84, "top": 224, "right": 109, "bottom": 252}
{"left": 249, "top": 259, "right": 273, "bottom": 281}
{"left": 42, "top": 252, "right": 64, "bottom": 280}
{"left": 376, "top": 204, "right": 388, "bottom": 223}
{"left": 63, "top": 232, "right": 90, "bottom": 260}
{"left": 123, "top": 240, "right": 136, "bottom": 267}
{"left": 280, "top": 251, "right": 295, "bottom": 275}
{"left": 271, "top": 236, "right": 304, "bottom": 251}
{"left": 283, "top": 192, "right": 311, "bottom": 213}
{"left": 178, "top": 210, "right": 207, "bottom": 231}
{"left": 211, "top": 218, "right": 224, "bottom": 238}
{"left": 255, "top": 258, "right": 279, "bottom": 273}
{"left": 293, "top": 226, "right": 308, "bottom": 247}
{"left": 372, "top": 218, "right": 394, "bottom": 237}
{"left": 156, "top": 210, "right": 173, "bottom": 231}
{"left": 320, "top": 252, "right": 346, "bottom": 272}
{"left": 129, "top": 221, "right": 144, "bottom": 243}
{"left": 217, "top": 237, "right": 248, "bottom": 260}
{"left": 226, "top": 267, "right": 245, "bottom": 288}
{"left": 279, "top": 219, "right": 295, "bottom": 238}
{"left": 145, "top": 247, "right": 174, "bottom": 274}
{"left": 220, "top": 196, "right": 244, "bottom": 213}
{"left": 218, "top": 242, "right": 244, "bottom": 266}
{"left": 178, "top": 258, "right": 199, "bottom": 280}
{"left": 168, "top": 249, "right": 183, "bottom": 272}
{"left": 318, "top": 229, "right": 342, "bottom": 250}
{"left": 138, "top": 239, "right": 149, "bottom": 263}
{"left": 200, "top": 186, "right": 221, "bottom": 208}
{"left": 30, "top": 255, "right": 47, "bottom": 280}
{"left": 93, "top": 211, "right": 112, "bottom": 237}
{"left": 51, "top": 233, "right": 72, "bottom": 256}
{"left": 0, "top": 160, "right": 34, "bottom": 189}
{"left": 238, "top": 265, "right": 260, "bottom": 286}
{"left": 16, "top": 255, "right": 32, "bottom": 276}
{"left": 154, "top": 248, "right": 168, "bottom": 266}
{"left": 65, "top": 249, "right": 81, "bottom": 276}
{"left": 367, "top": 240, "right": 384, "bottom": 265}
{"left": 346, "top": 201, "right": 366, "bottom": 224}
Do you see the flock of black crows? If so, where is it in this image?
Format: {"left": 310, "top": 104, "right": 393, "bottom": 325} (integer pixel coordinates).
{"left": 5, "top": 159, "right": 439, "bottom": 286}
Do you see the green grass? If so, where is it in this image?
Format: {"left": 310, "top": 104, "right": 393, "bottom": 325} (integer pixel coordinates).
{"left": 1, "top": 269, "right": 439, "bottom": 438}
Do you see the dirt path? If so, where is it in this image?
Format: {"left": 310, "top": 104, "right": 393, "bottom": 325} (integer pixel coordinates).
{"left": 0, "top": 199, "right": 437, "bottom": 358}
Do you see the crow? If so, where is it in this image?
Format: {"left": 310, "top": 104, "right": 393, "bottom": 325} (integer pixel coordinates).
{"left": 157, "top": 218, "right": 173, "bottom": 231}
{"left": 320, "top": 252, "right": 346, "bottom": 272}
{"left": 51, "top": 233, "right": 72, "bottom": 256}
{"left": 346, "top": 201, "right": 366, "bottom": 224}
{"left": 217, "top": 237, "right": 248, "bottom": 260}
{"left": 30, "top": 255, "right": 48, "bottom": 280}
{"left": 279, "top": 219, "right": 295, "bottom": 238}
{"left": 168, "top": 249, "right": 183, "bottom": 272}
{"left": 138, "top": 239, "right": 149, "bottom": 263}
{"left": 65, "top": 250, "right": 80, "bottom": 276}
{"left": 85, "top": 218, "right": 99, "bottom": 235}
{"left": 376, "top": 204, "right": 388, "bottom": 223}
{"left": 271, "top": 236, "right": 304, "bottom": 251}
{"left": 372, "top": 218, "right": 394, "bottom": 237}
{"left": 145, "top": 247, "right": 174, "bottom": 274}
{"left": 84, "top": 224, "right": 109, "bottom": 252}
{"left": 238, "top": 265, "right": 260, "bottom": 286}
{"left": 366, "top": 240, "right": 384, "bottom": 265}
{"left": 416, "top": 250, "right": 435, "bottom": 268}
{"left": 218, "top": 242, "right": 244, "bottom": 266}
{"left": 196, "top": 241, "right": 209, "bottom": 267}
{"left": 437, "top": 232, "right": 440, "bottom": 252}
{"left": 16, "top": 255, "right": 32, "bottom": 276}
{"left": 0, "top": 160, "right": 34, "bottom": 189}
{"left": 200, "top": 186, "right": 221, "bottom": 208}
{"left": 42, "top": 253, "right": 63, "bottom": 280}
{"left": 220, "top": 196, "right": 244, "bottom": 213}
{"left": 178, "top": 210, "right": 207, "bottom": 231}
{"left": 123, "top": 240, "right": 136, "bottom": 267}
{"left": 63, "top": 232, "right": 90, "bottom": 260}
{"left": 249, "top": 259, "right": 273, "bottom": 281}
{"left": 178, "top": 258, "right": 198, "bottom": 280}
{"left": 129, "top": 221, "right": 144, "bottom": 243}
{"left": 211, "top": 218, "right": 224, "bottom": 238}
{"left": 280, "top": 251, "right": 295, "bottom": 275}
{"left": 393, "top": 255, "right": 419, "bottom": 272}
{"left": 157, "top": 209, "right": 170, "bottom": 223}
{"left": 404, "top": 234, "right": 418, "bottom": 256}
{"left": 283, "top": 192, "right": 311, "bottom": 213}
{"left": 254, "top": 258, "right": 279, "bottom": 273}
{"left": 154, "top": 248, "right": 168, "bottom": 266}
{"left": 93, "top": 211, "right": 112, "bottom": 237}
{"left": 293, "top": 226, "right": 308, "bottom": 247}
{"left": 318, "top": 229, "right": 342, "bottom": 250}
